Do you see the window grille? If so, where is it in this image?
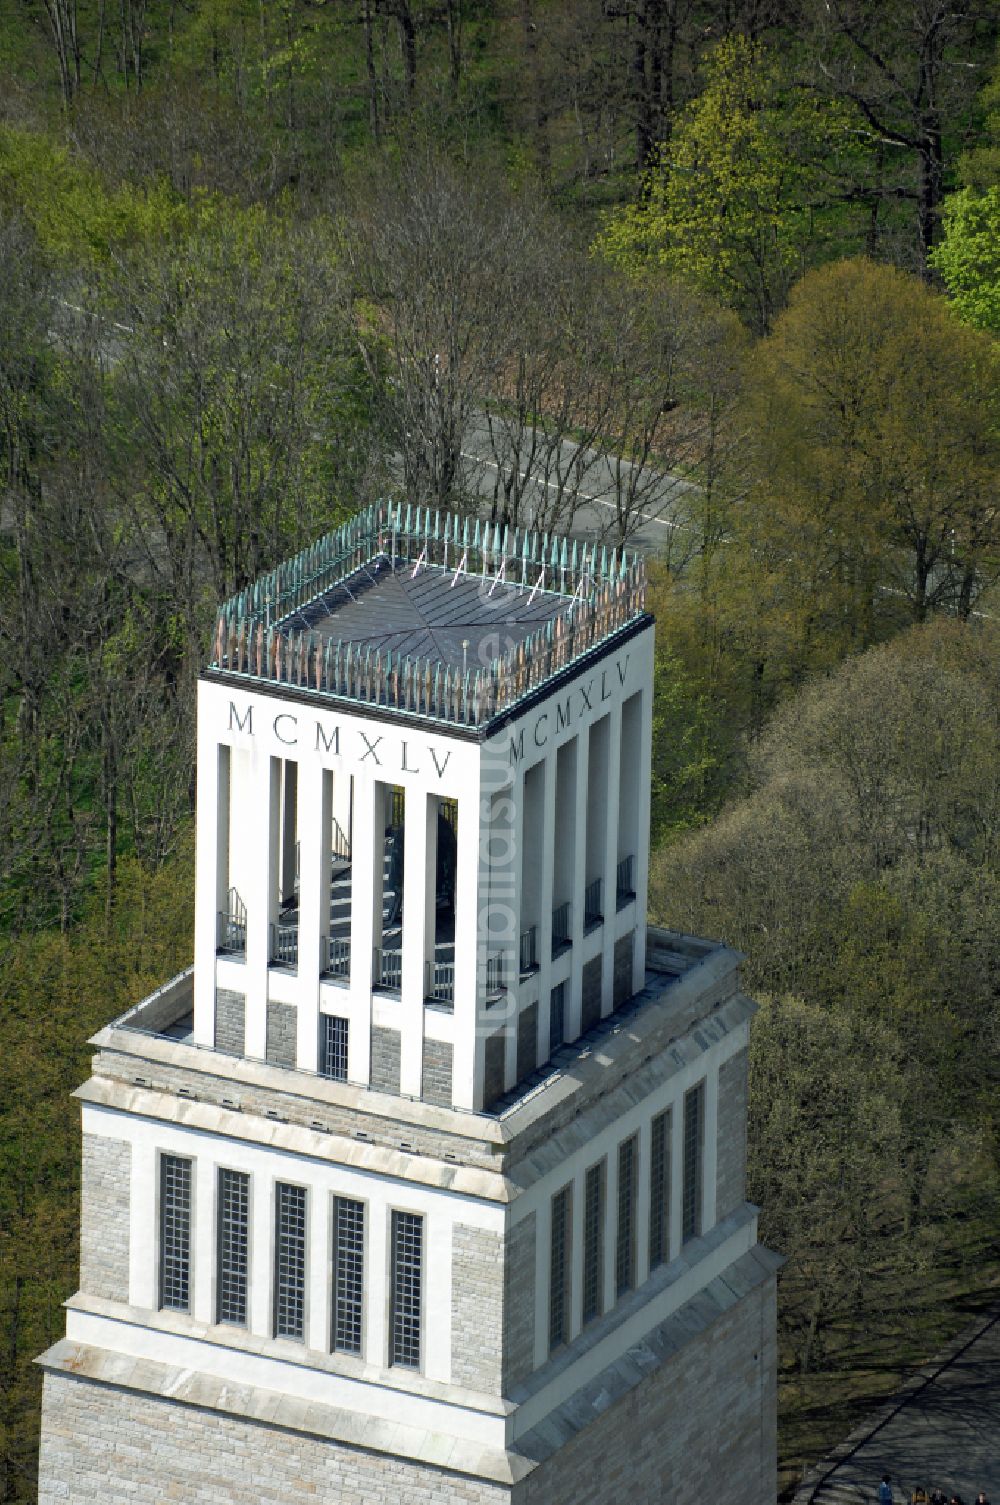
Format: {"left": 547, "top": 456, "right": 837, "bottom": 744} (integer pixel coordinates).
{"left": 274, "top": 1182, "right": 307, "bottom": 1340}
{"left": 649, "top": 1108, "right": 672, "bottom": 1270}
{"left": 332, "top": 1196, "right": 365, "bottom": 1355}
{"left": 582, "top": 1162, "right": 605, "bottom": 1325}
{"left": 548, "top": 1185, "right": 572, "bottom": 1352}
{"left": 390, "top": 1210, "right": 423, "bottom": 1369}
{"left": 216, "top": 1168, "right": 249, "bottom": 1325}
{"left": 550, "top": 983, "right": 566, "bottom": 1051}
{"left": 159, "top": 1154, "right": 192, "bottom": 1312}
{"left": 615, "top": 1136, "right": 638, "bottom": 1297}
{"left": 320, "top": 1014, "right": 349, "bottom": 1081}
{"left": 683, "top": 1082, "right": 705, "bottom": 1243}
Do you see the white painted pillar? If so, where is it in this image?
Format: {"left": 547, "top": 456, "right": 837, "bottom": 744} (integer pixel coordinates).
{"left": 569, "top": 1170, "right": 584, "bottom": 1341}
{"left": 349, "top": 775, "right": 380, "bottom": 1084}
{"left": 193, "top": 730, "right": 222, "bottom": 1047}
{"left": 249, "top": 1177, "right": 272, "bottom": 1338}
{"left": 504, "top": 769, "right": 526, "bottom": 1091}
{"left": 454, "top": 783, "right": 482, "bottom": 1112}
{"left": 192, "top": 1158, "right": 215, "bottom": 1325}
{"left": 634, "top": 682, "right": 654, "bottom": 992}
{"left": 635, "top": 1118, "right": 651, "bottom": 1289}
{"left": 536, "top": 751, "right": 556, "bottom": 1062}
{"left": 704, "top": 1065, "right": 719, "bottom": 1232}
{"left": 532, "top": 1197, "right": 550, "bottom": 1371}
{"left": 669, "top": 1092, "right": 684, "bottom": 1263}
{"left": 400, "top": 790, "right": 431, "bottom": 1097}
{"left": 426, "top": 1214, "right": 451, "bottom": 1382}
{"left": 569, "top": 728, "right": 589, "bottom": 1040}
{"left": 129, "top": 1140, "right": 156, "bottom": 1309}
{"left": 601, "top": 699, "right": 623, "bottom": 1016}
{"left": 245, "top": 755, "right": 279, "bottom": 1060}
{"left": 603, "top": 1141, "right": 619, "bottom": 1317}
{"left": 306, "top": 1189, "right": 329, "bottom": 1353}
{"left": 296, "top": 760, "right": 327, "bottom": 1074}
{"left": 367, "top": 1204, "right": 388, "bottom": 1366}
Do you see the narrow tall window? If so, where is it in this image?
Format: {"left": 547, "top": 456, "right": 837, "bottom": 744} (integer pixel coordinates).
{"left": 615, "top": 1136, "right": 638, "bottom": 1297}
{"left": 548, "top": 1185, "right": 572, "bottom": 1352}
{"left": 683, "top": 1082, "right": 705, "bottom": 1243}
{"left": 582, "top": 1162, "right": 605, "bottom": 1325}
{"left": 332, "top": 1196, "right": 365, "bottom": 1355}
{"left": 320, "top": 1014, "right": 349, "bottom": 1081}
{"left": 550, "top": 983, "right": 566, "bottom": 1051}
{"left": 390, "top": 1210, "right": 423, "bottom": 1369}
{"left": 217, "top": 1168, "right": 249, "bottom": 1326}
{"left": 159, "top": 1154, "right": 192, "bottom": 1313}
{"left": 649, "top": 1108, "right": 672, "bottom": 1270}
{"left": 274, "top": 1182, "right": 307, "bottom": 1340}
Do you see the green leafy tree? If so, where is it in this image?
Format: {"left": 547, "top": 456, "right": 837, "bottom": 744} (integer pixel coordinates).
{"left": 930, "top": 187, "right": 1000, "bottom": 332}
{"left": 929, "top": 52, "right": 1000, "bottom": 332}
{"left": 596, "top": 36, "right": 848, "bottom": 332}
{"left": 734, "top": 258, "right": 1000, "bottom": 693}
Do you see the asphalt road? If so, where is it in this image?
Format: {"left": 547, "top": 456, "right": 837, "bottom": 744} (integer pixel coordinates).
{"left": 798, "top": 1311, "right": 1000, "bottom": 1505}
{"left": 458, "top": 413, "right": 700, "bottom": 558}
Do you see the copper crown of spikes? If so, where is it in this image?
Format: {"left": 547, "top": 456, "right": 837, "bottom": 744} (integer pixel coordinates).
{"left": 210, "top": 501, "right": 647, "bottom": 729}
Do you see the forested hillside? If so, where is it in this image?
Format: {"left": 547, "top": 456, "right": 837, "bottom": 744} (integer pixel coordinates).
{"left": 1, "top": 1, "right": 999, "bottom": 1498}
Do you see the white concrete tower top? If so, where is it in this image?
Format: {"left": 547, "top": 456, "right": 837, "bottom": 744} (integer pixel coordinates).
{"left": 193, "top": 502, "right": 653, "bottom": 1112}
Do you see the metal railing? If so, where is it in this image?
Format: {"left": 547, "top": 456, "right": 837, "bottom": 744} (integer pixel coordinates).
{"left": 552, "top": 901, "right": 571, "bottom": 954}
{"left": 324, "top": 936, "right": 351, "bottom": 979}
{"left": 616, "top": 855, "right": 636, "bottom": 909}
{"left": 584, "top": 878, "right": 603, "bottom": 929}
{"left": 426, "top": 958, "right": 455, "bottom": 1007}
{"left": 217, "top": 888, "right": 247, "bottom": 954}
{"left": 375, "top": 947, "right": 402, "bottom": 991}
{"left": 331, "top": 817, "right": 351, "bottom": 861}
{"left": 209, "top": 500, "right": 647, "bottom": 730}
{"left": 270, "top": 921, "right": 298, "bottom": 967}
{"left": 485, "top": 954, "right": 506, "bottom": 999}
{"left": 519, "top": 925, "right": 538, "bottom": 975}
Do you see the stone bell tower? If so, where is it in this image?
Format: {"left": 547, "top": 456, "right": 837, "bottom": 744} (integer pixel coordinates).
{"left": 37, "top": 501, "right": 779, "bottom": 1504}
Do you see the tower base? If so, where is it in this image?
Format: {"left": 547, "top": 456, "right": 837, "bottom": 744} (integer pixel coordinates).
{"left": 38, "top": 1258, "right": 777, "bottom": 1505}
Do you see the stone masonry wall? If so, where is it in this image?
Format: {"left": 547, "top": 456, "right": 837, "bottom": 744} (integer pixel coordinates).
{"left": 79, "top": 1135, "right": 132, "bottom": 1303}
{"left": 370, "top": 1025, "right": 401, "bottom": 1095}
{"left": 422, "top": 1037, "right": 453, "bottom": 1107}
{"left": 215, "top": 989, "right": 245, "bottom": 1056}
{"left": 716, "top": 1046, "right": 749, "bottom": 1223}
{"left": 581, "top": 957, "right": 602, "bottom": 1033}
{"left": 502, "top": 1212, "right": 536, "bottom": 1390}
{"left": 92, "top": 1048, "right": 498, "bottom": 1171}
{"left": 613, "top": 933, "right": 634, "bottom": 1008}
{"left": 451, "top": 1225, "right": 504, "bottom": 1393}
{"left": 515, "top": 1275, "right": 778, "bottom": 1505}
{"left": 265, "top": 1001, "right": 296, "bottom": 1068}
{"left": 37, "top": 1372, "right": 509, "bottom": 1505}
{"left": 516, "top": 1003, "right": 537, "bottom": 1084}
{"left": 482, "top": 1030, "right": 506, "bottom": 1109}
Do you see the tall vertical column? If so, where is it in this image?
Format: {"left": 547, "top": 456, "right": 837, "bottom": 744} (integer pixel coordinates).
{"left": 504, "top": 769, "right": 526, "bottom": 1090}
{"left": 634, "top": 682, "right": 654, "bottom": 993}
{"left": 296, "top": 759, "right": 327, "bottom": 1074}
{"left": 193, "top": 725, "right": 223, "bottom": 1046}
{"left": 569, "top": 727, "right": 589, "bottom": 1040}
{"left": 192, "top": 1158, "right": 214, "bottom": 1326}
{"left": 349, "top": 773, "right": 380, "bottom": 1084}
{"left": 536, "top": 750, "right": 556, "bottom": 1060}
{"left": 400, "top": 789, "right": 432, "bottom": 1097}
{"left": 454, "top": 781, "right": 481, "bottom": 1112}
{"left": 703, "top": 1065, "right": 719, "bottom": 1232}
{"left": 601, "top": 699, "right": 623, "bottom": 1016}
{"left": 245, "top": 754, "right": 279, "bottom": 1060}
